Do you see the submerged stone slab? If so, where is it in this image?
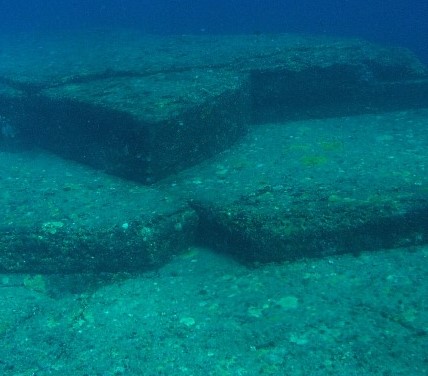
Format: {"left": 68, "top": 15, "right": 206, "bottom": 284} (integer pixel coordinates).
{"left": 161, "top": 109, "right": 428, "bottom": 263}
{"left": 0, "top": 31, "right": 427, "bottom": 182}
{"left": 0, "top": 150, "right": 197, "bottom": 273}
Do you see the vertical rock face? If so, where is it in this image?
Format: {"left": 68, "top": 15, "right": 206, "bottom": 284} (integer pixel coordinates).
{"left": 0, "top": 31, "right": 427, "bottom": 271}
{"left": 163, "top": 109, "right": 428, "bottom": 263}
{"left": 0, "top": 150, "right": 198, "bottom": 273}
{"left": 0, "top": 31, "right": 427, "bottom": 183}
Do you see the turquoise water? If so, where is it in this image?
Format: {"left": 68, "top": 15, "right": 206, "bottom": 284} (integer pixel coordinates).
{"left": 0, "top": 23, "right": 427, "bottom": 376}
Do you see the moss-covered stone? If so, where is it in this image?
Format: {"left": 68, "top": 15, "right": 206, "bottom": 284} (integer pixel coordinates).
{"left": 0, "top": 31, "right": 427, "bottom": 182}
{"left": 163, "top": 110, "right": 428, "bottom": 263}
{"left": 0, "top": 151, "right": 197, "bottom": 273}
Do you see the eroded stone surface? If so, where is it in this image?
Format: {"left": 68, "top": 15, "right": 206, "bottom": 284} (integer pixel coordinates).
{"left": 0, "top": 32, "right": 427, "bottom": 269}
{"left": 0, "top": 150, "right": 197, "bottom": 273}
{"left": 0, "top": 31, "right": 426, "bottom": 182}
{"left": 161, "top": 109, "right": 428, "bottom": 262}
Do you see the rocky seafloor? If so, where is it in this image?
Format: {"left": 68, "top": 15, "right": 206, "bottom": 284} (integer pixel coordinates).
{"left": 0, "top": 244, "right": 426, "bottom": 375}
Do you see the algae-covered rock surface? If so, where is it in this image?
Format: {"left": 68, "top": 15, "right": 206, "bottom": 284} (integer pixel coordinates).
{"left": 0, "top": 31, "right": 427, "bottom": 296}
{"left": 162, "top": 109, "right": 428, "bottom": 263}
{"left": 0, "top": 150, "right": 197, "bottom": 273}
{"left": 0, "top": 30, "right": 427, "bottom": 374}
{"left": 1, "top": 109, "right": 426, "bottom": 272}
{"left": 1, "top": 31, "right": 427, "bottom": 182}
{"left": 0, "top": 245, "right": 426, "bottom": 375}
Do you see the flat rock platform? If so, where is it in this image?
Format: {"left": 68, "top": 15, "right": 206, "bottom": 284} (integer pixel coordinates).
{"left": 0, "top": 31, "right": 427, "bottom": 271}
{"left": 162, "top": 109, "right": 428, "bottom": 263}
{"left": 1, "top": 31, "right": 427, "bottom": 182}
{"left": 0, "top": 150, "right": 196, "bottom": 273}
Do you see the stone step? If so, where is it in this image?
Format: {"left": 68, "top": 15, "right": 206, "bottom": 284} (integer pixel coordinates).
{"left": 161, "top": 109, "right": 428, "bottom": 263}
{"left": 1, "top": 31, "right": 427, "bottom": 183}
{"left": 0, "top": 150, "right": 197, "bottom": 273}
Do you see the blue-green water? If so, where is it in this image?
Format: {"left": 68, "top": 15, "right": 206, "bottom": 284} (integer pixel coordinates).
{"left": 0, "top": 3, "right": 427, "bottom": 375}
{"left": 1, "top": 1, "right": 427, "bottom": 63}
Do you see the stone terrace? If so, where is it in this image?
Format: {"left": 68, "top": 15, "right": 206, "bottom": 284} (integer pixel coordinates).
{"left": 1, "top": 31, "right": 427, "bottom": 182}
{"left": 0, "top": 31, "right": 427, "bottom": 271}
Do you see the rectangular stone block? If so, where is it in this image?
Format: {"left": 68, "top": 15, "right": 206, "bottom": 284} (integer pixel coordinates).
{"left": 0, "top": 150, "right": 197, "bottom": 273}
{"left": 163, "top": 109, "right": 428, "bottom": 262}
{"left": 1, "top": 32, "right": 426, "bottom": 183}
